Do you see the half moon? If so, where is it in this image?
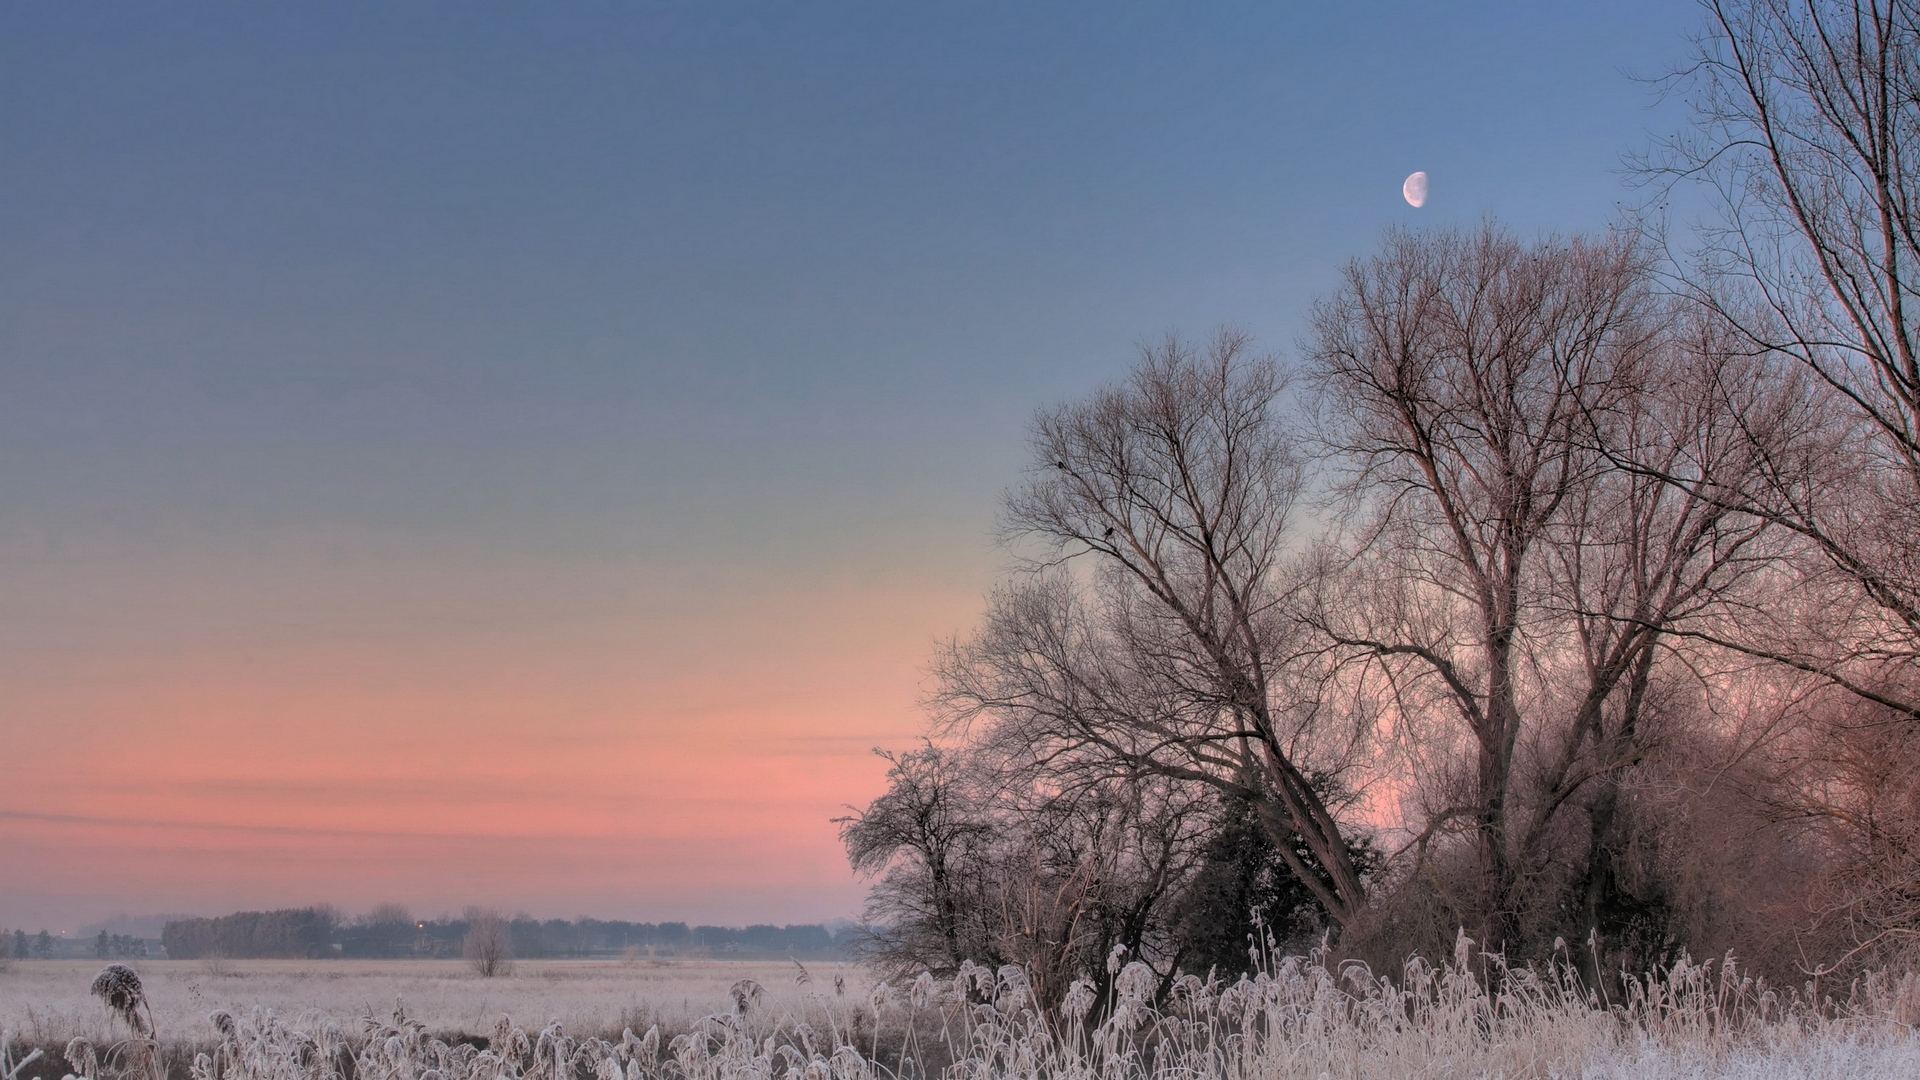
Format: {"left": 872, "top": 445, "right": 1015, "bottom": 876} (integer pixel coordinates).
{"left": 1402, "top": 171, "right": 1428, "bottom": 208}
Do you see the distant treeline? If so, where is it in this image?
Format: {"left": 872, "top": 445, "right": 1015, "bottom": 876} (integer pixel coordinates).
{"left": 161, "top": 908, "right": 335, "bottom": 959}
{"left": 159, "top": 907, "right": 849, "bottom": 960}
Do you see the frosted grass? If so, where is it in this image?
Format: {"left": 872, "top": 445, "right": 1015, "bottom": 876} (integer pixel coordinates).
{"left": 4, "top": 945, "right": 1918, "bottom": 1079}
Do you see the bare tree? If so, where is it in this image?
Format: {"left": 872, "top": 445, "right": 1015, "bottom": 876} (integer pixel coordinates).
{"left": 975, "top": 773, "right": 1216, "bottom": 1004}
{"left": 1525, "top": 311, "right": 1784, "bottom": 948}
{"left": 1303, "top": 224, "right": 1771, "bottom": 951}
{"left": 1658, "top": 0, "right": 1920, "bottom": 719}
{"left": 940, "top": 333, "right": 1374, "bottom": 931}
{"left": 841, "top": 741, "right": 1224, "bottom": 1000}
{"left": 838, "top": 745, "right": 995, "bottom": 973}
{"left": 463, "top": 908, "right": 513, "bottom": 978}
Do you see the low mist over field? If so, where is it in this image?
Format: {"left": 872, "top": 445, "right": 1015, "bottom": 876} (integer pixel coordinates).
{"left": 8, "top": 1, "right": 1920, "bottom": 1076}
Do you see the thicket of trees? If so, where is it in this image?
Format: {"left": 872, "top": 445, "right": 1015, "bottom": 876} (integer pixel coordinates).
{"left": 842, "top": 0, "right": 1920, "bottom": 992}
{"left": 162, "top": 908, "right": 338, "bottom": 959}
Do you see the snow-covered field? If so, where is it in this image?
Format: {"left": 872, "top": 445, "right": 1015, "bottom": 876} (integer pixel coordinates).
{"left": 5, "top": 954, "right": 1920, "bottom": 1078}
{"left": 0, "top": 958, "right": 866, "bottom": 1044}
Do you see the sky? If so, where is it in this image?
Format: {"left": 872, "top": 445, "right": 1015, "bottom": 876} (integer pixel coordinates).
{"left": 0, "top": 1, "right": 1703, "bottom": 933}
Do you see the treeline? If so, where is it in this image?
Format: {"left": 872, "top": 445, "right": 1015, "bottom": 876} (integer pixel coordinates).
{"left": 843, "top": 0, "right": 1920, "bottom": 998}
{"left": 93, "top": 931, "right": 150, "bottom": 959}
{"left": 162, "top": 908, "right": 335, "bottom": 959}
{"left": 159, "top": 907, "right": 849, "bottom": 960}
{"left": 1, "top": 928, "right": 57, "bottom": 960}
{"left": 490, "top": 919, "right": 842, "bottom": 960}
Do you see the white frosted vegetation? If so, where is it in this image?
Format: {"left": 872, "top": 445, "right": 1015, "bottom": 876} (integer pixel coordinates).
{"left": 5, "top": 949, "right": 1918, "bottom": 1079}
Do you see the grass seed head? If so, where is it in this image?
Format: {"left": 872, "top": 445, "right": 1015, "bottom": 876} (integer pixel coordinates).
{"left": 89, "top": 964, "right": 151, "bottom": 1037}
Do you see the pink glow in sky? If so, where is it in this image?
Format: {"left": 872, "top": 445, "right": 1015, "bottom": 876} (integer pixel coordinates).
{"left": 2, "top": 550, "right": 988, "bottom": 928}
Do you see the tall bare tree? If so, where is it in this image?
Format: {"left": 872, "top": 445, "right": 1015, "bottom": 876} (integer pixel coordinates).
{"left": 939, "top": 333, "right": 1374, "bottom": 930}
{"left": 1304, "top": 224, "right": 1772, "bottom": 950}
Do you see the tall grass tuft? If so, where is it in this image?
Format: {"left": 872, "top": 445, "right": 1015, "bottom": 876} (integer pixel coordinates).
{"left": 80, "top": 965, "right": 163, "bottom": 1080}
{"left": 87, "top": 967, "right": 152, "bottom": 1039}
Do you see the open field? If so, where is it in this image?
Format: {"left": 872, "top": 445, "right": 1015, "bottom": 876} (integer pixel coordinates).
{"left": 5, "top": 953, "right": 1920, "bottom": 1078}
{"left": 0, "top": 958, "right": 867, "bottom": 1044}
